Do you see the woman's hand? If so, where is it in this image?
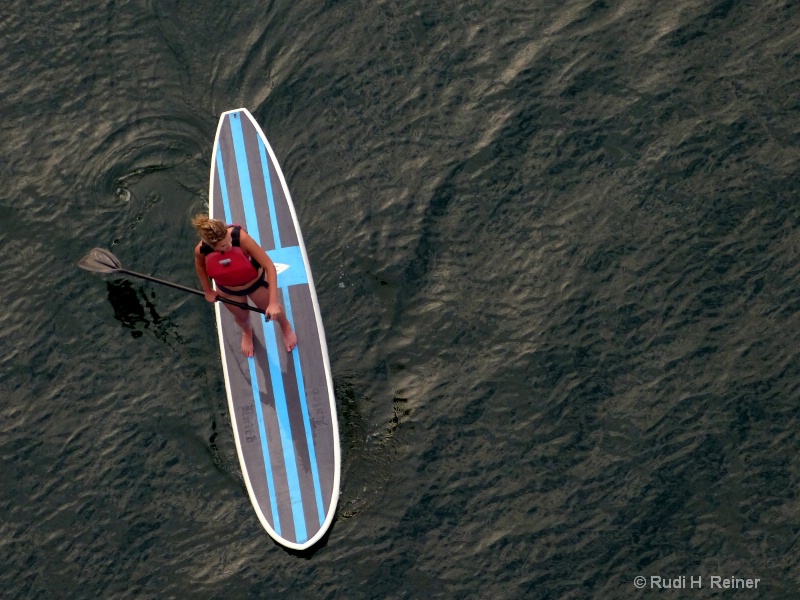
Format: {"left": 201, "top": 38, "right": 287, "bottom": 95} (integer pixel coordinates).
{"left": 205, "top": 290, "right": 219, "bottom": 303}
{"left": 266, "top": 302, "right": 282, "bottom": 320}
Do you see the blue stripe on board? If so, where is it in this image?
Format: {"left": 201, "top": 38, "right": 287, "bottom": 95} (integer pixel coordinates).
{"left": 262, "top": 310, "right": 306, "bottom": 539}
{"left": 215, "top": 150, "right": 233, "bottom": 224}
{"left": 257, "top": 130, "right": 326, "bottom": 528}
{"left": 282, "top": 287, "right": 326, "bottom": 526}
{"left": 229, "top": 115, "right": 264, "bottom": 257}
{"left": 229, "top": 112, "right": 308, "bottom": 542}
{"left": 216, "top": 145, "right": 282, "bottom": 535}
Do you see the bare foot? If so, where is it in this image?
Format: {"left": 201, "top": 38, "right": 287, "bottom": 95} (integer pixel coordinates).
{"left": 241, "top": 327, "right": 254, "bottom": 357}
{"left": 280, "top": 321, "right": 298, "bottom": 352}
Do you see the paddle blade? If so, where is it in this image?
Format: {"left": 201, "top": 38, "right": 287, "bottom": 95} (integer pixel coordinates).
{"left": 77, "top": 248, "right": 123, "bottom": 273}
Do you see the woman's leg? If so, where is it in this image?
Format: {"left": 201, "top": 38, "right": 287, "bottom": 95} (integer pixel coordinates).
{"left": 248, "top": 287, "right": 298, "bottom": 352}
{"left": 216, "top": 291, "right": 255, "bottom": 357}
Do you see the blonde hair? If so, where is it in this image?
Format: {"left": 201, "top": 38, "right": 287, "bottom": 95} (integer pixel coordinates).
{"left": 192, "top": 214, "right": 228, "bottom": 245}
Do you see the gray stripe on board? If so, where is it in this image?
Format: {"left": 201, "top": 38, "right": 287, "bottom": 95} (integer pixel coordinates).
{"left": 219, "top": 309, "right": 278, "bottom": 531}
{"left": 250, "top": 320, "right": 297, "bottom": 543}
{"left": 289, "top": 285, "right": 335, "bottom": 509}
{"left": 239, "top": 115, "right": 277, "bottom": 251}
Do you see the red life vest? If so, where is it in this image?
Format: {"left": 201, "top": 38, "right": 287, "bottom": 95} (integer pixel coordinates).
{"left": 201, "top": 226, "right": 260, "bottom": 286}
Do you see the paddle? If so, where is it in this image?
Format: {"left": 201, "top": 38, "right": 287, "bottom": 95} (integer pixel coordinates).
{"left": 77, "top": 248, "right": 269, "bottom": 317}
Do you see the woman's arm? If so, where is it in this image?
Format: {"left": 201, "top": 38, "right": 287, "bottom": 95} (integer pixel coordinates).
{"left": 239, "top": 230, "right": 282, "bottom": 312}
{"left": 194, "top": 243, "right": 218, "bottom": 302}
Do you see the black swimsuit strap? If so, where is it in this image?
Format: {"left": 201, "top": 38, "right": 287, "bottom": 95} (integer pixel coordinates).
{"left": 216, "top": 269, "right": 269, "bottom": 297}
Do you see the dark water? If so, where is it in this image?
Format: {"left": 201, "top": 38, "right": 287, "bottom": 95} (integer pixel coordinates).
{"left": 2, "top": 0, "right": 800, "bottom": 597}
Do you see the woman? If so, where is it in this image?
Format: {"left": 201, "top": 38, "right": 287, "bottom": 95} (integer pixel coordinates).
{"left": 192, "top": 215, "right": 297, "bottom": 356}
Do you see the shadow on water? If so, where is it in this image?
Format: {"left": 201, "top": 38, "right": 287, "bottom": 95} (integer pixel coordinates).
{"left": 334, "top": 373, "right": 409, "bottom": 520}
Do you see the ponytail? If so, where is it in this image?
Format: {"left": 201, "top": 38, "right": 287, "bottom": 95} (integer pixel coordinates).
{"left": 192, "top": 214, "right": 228, "bottom": 246}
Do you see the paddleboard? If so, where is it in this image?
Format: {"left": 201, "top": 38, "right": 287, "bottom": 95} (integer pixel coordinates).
{"left": 209, "top": 108, "right": 340, "bottom": 550}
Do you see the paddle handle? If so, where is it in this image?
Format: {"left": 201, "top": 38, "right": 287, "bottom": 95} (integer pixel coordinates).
{"left": 119, "top": 268, "right": 267, "bottom": 316}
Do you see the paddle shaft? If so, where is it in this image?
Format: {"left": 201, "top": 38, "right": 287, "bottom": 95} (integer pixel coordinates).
{"left": 118, "top": 268, "right": 267, "bottom": 315}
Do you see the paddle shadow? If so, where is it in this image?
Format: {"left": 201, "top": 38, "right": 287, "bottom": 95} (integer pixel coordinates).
{"left": 106, "top": 278, "right": 184, "bottom": 344}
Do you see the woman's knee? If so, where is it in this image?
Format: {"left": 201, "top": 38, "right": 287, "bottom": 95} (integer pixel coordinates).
{"left": 221, "top": 301, "right": 251, "bottom": 326}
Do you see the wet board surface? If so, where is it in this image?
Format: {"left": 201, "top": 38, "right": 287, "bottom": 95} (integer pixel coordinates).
{"left": 209, "top": 108, "right": 340, "bottom": 550}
